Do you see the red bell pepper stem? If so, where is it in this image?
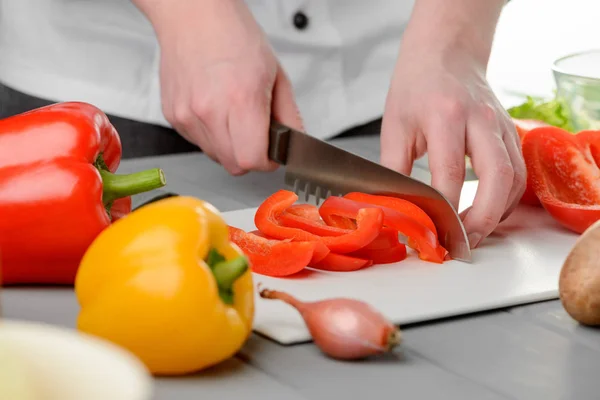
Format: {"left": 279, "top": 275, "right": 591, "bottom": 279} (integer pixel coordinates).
{"left": 99, "top": 168, "right": 166, "bottom": 205}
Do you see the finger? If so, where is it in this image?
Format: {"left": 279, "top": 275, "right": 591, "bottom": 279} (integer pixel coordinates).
{"left": 380, "top": 110, "right": 416, "bottom": 176}
{"left": 188, "top": 95, "right": 246, "bottom": 175}
{"left": 459, "top": 205, "right": 472, "bottom": 221}
{"left": 163, "top": 103, "right": 194, "bottom": 145}
{"left": 272, "top": 64, "right": 305, "bottom": 132}
{"left": 264, "top": 64, "right": 304, "bottom": 172}
{"left": 462, "top": 111, "right": 514, "bottom": 248}
{"left": 207, "top": 115, "right": 247, "bottom": 176}
{"left": 190, "top": 94, "right": 247, "bottom": 175}
{"left": 228, "top": 78, "right": 277, "bottom": 172}
{"left": 168, "top": 103, "right": 219, "bottom": 163}
{"left": 425, "top": 116, "right": 467, "bottom": 211}
{"left": 499, "top": 120, "right": 527, "bottom": 222}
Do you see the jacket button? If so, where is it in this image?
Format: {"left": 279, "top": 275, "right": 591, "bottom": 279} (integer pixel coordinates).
{"left": 293, "top": 11, "right": 309, "bottom": 30}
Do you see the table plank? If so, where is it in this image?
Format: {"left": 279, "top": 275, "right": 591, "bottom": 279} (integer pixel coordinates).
{"left": 508, "top": 301, "right": 600, "bottom": 352}
{"left": 402, "top": 310, "right": 600, "bottom": 400}
{"left": 3, "top": 137, "right": 598, "bottom": 400}
{"left": 153, "top": 358, "right": 308, "bottom": 400}
{"left": 238, "top": 335, "right": 510, "bottom": 400}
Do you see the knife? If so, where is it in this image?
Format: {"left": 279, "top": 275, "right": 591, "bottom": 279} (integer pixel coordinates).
{"left": 268, "top": 120, "right": 472, "bottom": 262}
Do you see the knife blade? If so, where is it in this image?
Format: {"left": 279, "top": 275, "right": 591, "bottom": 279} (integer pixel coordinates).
{"left": 268, "top": 120, "right": 472, "bottom": 262}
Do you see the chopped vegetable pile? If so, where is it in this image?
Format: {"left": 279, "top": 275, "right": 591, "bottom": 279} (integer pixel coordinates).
{"left": 229, "top": 190, "right": 448, "bottom": 277}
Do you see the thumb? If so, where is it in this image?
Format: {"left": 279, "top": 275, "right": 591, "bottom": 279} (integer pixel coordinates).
{"left": 380, "top": 113, "right": 415, "bottom": 176}
{"left": 271, "top": 64, "right": 305, "bottom": 132}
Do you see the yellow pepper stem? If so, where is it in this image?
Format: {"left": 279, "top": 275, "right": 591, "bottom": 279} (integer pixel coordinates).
{"left": 211, "top": 255, "right": 249, "bottom": 305}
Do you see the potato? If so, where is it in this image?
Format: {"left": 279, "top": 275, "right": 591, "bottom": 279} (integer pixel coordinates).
{"left": 559, "top": 219, "right": 600, "bottom": 325}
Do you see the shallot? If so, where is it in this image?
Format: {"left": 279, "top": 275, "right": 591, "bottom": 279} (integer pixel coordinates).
{"left": 259, "top": 286, "right": 402, "bottom": 360}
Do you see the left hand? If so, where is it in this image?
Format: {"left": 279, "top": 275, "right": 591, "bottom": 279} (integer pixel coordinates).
{"left": 380, "top": 45, "right": 526, "bottom": 249}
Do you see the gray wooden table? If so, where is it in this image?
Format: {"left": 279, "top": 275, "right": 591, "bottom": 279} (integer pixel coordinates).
{"left": 3, "top": 134, "right": 599, "bottom": 400}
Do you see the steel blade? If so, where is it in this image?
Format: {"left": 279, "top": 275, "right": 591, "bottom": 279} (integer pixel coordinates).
{"left": 281, "top": 129, "right": 471, "bottom": 262}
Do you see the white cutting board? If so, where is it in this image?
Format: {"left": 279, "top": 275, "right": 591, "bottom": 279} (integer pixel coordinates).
{"left": 222, "top": 181, "right": 579, "bottom": 344}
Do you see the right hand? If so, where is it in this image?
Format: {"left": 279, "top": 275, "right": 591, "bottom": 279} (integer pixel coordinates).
{"left": 141, "top": 0, "right": 304, "bottom": 175}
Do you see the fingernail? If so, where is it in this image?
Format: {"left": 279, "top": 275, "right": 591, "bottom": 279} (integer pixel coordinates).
{"left": 467, "top": 233, "right": 482, "bottom": 249}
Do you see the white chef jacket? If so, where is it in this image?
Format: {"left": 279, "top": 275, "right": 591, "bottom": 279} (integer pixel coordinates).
{"left": 0, "top": 0, "right": 415, "bottom": 140}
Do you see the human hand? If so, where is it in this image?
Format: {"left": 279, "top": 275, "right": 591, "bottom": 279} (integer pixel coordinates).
{"left": 380, "top": 45, "right": 526, "bottom": 249}
{"left": 136, "top": 0, "right": 303, "bottom": 175}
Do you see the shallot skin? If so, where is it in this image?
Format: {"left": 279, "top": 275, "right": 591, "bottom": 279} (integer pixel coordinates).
{"left": 259, "top": 287, "right": 402, "bottom": 360}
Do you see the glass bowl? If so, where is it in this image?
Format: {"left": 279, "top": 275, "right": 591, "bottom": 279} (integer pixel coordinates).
{"left": 553, "top": 49, "right": 600, "bottom": 131}
{"left": 0, "top": 320, "right": 153, "bottom": 400}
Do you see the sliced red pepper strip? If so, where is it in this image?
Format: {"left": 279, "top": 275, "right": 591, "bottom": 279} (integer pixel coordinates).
{"left": 319, "top": 196, "right": 446, "bottom": 263}
{"left": 343, "top": 192, "right": 438, "bottom": 250}
{"left": 228, "top": 226, "right": 315, "bottom": 277}
{"left": 281, "top": 202, "right": 397, "bottom": 255}
{"left": 522, "top": 126, "right": 600, "bottom": 233}
{"left": 278, "top": 204, "right": 350, "bottom": 237}
{"left": 363, "top": 227, "right": 401, "bottom": 249}
{"left": 254, "top": 190, "right": 330, "bottom": 263}
{"left": 251, "top": 228, "right": 385, "bottom": 268}
{"left": 266, "top": 212, "right": 401, "bottom": 264}
{"left": 318, "top": 207, "right": 383, "bottom": 253}
{"left": 255, "top": 190, "right": 384, "bottom": 254}
{"left": 349, "top": 244, "right": 407, "bottom": 264}
{"left": 309, "top": 252, "right": 372, "bottom": 272}
{"left": 322, "top": 214, "right": 357, "bottom": 230}
{"left": 348, "top": 227, "right": 407, "bottom": 264}
{"left": 343, "top": 192, "right": 438, "bottom": 235}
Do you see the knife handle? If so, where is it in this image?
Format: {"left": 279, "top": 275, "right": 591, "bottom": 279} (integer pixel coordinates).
{"left": 268, "top": 119, "right": 291, "bottom": 165}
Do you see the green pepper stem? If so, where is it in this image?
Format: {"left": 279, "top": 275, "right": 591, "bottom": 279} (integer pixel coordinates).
{"left": 212, "top": 256, "right": 249, "bottom": 292}
{"left": 100, "top": 168, "right": 166, "bottom": 204}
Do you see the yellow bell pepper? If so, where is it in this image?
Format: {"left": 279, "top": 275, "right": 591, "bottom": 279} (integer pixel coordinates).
{"left": 74, "top": 196, "right": 254, "bottom": 376}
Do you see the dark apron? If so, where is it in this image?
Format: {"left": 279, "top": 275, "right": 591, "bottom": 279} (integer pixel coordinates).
{"left": 0, "top": 83, "right": 381, "bottom": 159}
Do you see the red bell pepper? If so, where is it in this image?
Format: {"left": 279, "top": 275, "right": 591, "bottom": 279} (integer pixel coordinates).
{"left": 512, "top": 118, "right": 552, "bottom": 206}
{"left": 319, "top": 196, "right": 446, "bottom": 263}
{"left": 0, "top": 102, "right": 167, "bottom": 285}
{"left": 522, "top": 126, "right": 600, "bottom": 234}
{"left": 228, "top": 226, "right": 315, "bottom": 277}
{"left": 254, "top": 190, "right": 384, "bottom": 255}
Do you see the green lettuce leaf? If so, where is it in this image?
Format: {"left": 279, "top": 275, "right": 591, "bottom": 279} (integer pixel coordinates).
{"left": 507, "top": 96, "right": 574, "bottom": 132}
